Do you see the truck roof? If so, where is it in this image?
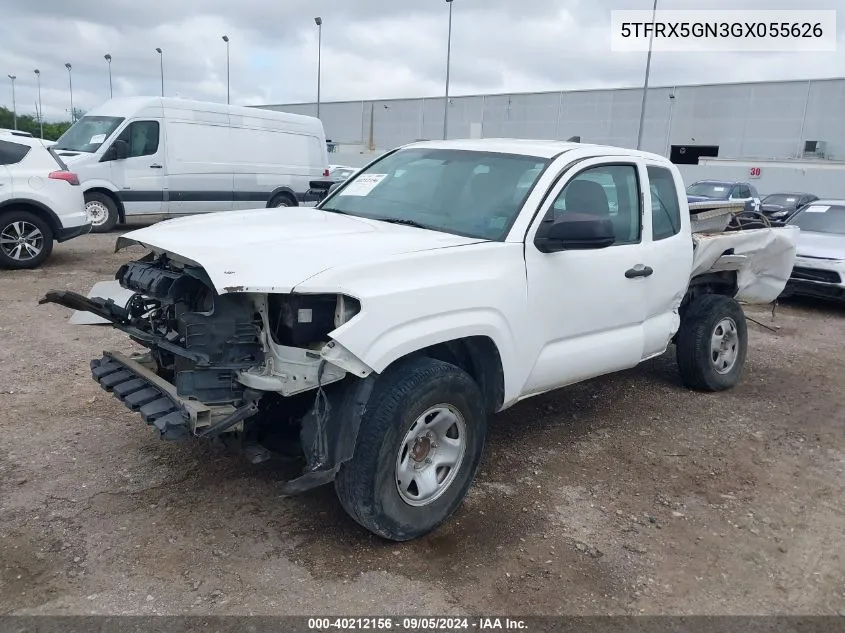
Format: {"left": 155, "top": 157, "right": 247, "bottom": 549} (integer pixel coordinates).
{"left": 401, "top": 138, "right": 669, "bottom": 162}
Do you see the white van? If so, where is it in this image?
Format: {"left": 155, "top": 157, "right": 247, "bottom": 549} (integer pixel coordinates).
{"left": 53, "top": 97, "right": 329, "bottom": 232}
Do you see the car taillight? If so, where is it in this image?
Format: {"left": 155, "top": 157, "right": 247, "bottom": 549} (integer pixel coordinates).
{"left": 323, "top": 169, "right": 330, "bottom": 177}
{"left": 49, "top": 170, "right": 80, "bottom": 185}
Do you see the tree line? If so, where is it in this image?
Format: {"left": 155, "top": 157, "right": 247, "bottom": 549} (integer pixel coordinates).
{"left": 0, "top": 106, "right": 77, "bottom": 141}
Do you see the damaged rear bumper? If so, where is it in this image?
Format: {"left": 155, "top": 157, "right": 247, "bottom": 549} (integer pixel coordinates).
{"left": 91, "top": 351, "right": 240, "bottom": 440}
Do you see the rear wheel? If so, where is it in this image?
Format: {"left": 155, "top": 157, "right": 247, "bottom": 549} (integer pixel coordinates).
{"left": 84, "top": 192, "right": 119, "bottom": 233}
{"left": 269, "top": 193, "right": 296, "bottom": 208}
{"left": 676, "top": 294, "right": 748, "bottom": 391}
{"left": 0, "top": 210, "right": 54, "bottom": 269}
{"left": 334, "top": 357, "right": 487, "bottom": 541}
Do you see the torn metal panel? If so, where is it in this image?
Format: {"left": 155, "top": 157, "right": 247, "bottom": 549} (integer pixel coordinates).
{"left": 691, "top": 226, "right": 799, "bottom": 303}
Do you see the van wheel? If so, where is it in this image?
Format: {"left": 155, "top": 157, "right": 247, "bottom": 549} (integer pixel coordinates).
{"left": 676, "top": 294, "right": 748, "bottom": 391}
{"left": 84, "top": 192, "right": 119, "bottom": 233}
{"left": 269, "top": 193, "right": 296, "bottom": 208}
{"left": 334, "top": 357, "right": 487, "bottom": 541}
{"left": 0, "top": 209, "right": 54, "bottom": 269}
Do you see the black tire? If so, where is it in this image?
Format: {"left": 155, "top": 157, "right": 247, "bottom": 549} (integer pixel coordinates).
{"left": 0, "top": 209, "right": 54, "bottom": 269}
{"left": 84, "top": 191, "right": 119, "bottom": 233}
{"left": 334, "top": 357, "right": 488, "bottom": 541}
{"left": 676, "top": 294, "right": 748, "bottom": 392}
{"left": 268, "top": 193, "right": 296, "bottom": 208}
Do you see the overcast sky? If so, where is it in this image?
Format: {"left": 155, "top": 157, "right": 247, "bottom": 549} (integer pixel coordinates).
{"left": 2, "top": 0, "right": 843, "bottom": 121}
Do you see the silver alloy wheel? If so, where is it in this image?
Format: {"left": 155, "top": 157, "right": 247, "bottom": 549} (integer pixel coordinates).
{"left": 273, "top": 198, "right": 292, "bottom": 207}
{"left": 711, "top": 317, "right": 739, "bottom": 374}
{"left": 395, "top": 404, "right": 467, "bottom": 507}
{"left": 85, "top": 200, "right": 110, "bottom": 226}
{"left": 0, "top": 220, "right": 44, "bottom": 261}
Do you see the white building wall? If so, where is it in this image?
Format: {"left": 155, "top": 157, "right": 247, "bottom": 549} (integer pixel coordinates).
{"left": 257, "top": 77, "right": 845, "bottom": 160}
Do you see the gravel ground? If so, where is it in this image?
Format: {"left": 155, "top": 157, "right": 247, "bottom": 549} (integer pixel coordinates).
{"left": 0, "top": 224, "right": 844, "bottom": 616}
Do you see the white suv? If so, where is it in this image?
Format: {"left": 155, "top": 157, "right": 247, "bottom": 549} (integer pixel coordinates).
{"left": 0, "top": 132, "right": 90, "bottom": 269}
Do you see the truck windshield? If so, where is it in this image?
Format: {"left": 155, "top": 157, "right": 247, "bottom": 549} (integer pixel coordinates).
{"left": 686, "top": 182, "right": 731, "bottom": 199}
{"left": 319, "top": 148, "right": 549, "bottom": 240}
{"left": 54, "top": 116, "right": 125, "bottom": 152}
{"left": 788, "top": 205, "right": 845, "bottom": 235}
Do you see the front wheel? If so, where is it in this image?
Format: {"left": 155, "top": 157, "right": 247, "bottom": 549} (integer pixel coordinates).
{"left": 84, "top": 192, "right": 119, "bottom": 233}
{"left": 676, "top": 294, "right": 748, "bottom": 391}
{"left": 334, "top": 357, "right": 488, "bottom": 541}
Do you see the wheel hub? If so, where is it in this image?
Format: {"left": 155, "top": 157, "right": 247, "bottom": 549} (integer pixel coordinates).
{"left": 86, "top": 201, "right": 108, "bottom": 225}
{"left": 711, "top": 317, "right": 739, "bottom": 374}
{"left": 395, "top": 405, "right": 467, "bottom": 507}
{"left": 410, "top": 434, "right": 433, "bottom": 463}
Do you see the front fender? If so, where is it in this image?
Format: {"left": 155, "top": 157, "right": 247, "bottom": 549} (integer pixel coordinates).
{"left": 331, "top": 308, "right": 520, "bottom": 404}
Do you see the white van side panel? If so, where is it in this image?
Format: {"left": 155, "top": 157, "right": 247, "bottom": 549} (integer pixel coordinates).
{"left": 165, "top": 106, "right": 234, "bottom": 214}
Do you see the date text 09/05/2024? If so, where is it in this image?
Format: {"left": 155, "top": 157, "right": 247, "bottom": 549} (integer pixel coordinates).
{"left": 307, "top": 618, "right": 528, "bottom": 630}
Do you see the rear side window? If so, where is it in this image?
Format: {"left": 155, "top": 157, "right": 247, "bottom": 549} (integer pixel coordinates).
{"left": 0, "top": 140, "right": 31, "bottom": 165}
{"left": 648, "top": 166, "right": 682, "bottom": 240}
{"left": 736, "top": 185, "right": 751, "bottom": 198}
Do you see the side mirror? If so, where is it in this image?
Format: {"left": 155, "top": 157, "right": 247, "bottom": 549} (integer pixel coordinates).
{"left": 109, "top": 139, "right": 129, "bottom": 161}
{"left": 535, "top": 213, "right": 615, "bottom": 253}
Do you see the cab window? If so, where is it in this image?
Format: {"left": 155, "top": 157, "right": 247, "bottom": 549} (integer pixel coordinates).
{"left": 551, "top": 164, "right": 641, "bottom": 244}
{"left": 648, "top": 166, "right": 682, "bottom": 240}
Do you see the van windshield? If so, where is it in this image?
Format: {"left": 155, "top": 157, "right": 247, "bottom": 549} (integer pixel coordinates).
{"left": 54, "top": 116, "right": 125, "bottom": 152}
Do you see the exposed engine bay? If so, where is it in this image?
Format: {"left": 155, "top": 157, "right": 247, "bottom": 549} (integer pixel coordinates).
{"left": 40, "top": 252, "right": 375, "bottom": 493}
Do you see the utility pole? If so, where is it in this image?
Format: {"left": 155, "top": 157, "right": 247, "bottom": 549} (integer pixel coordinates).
{"left": 105, "top": 54, "right": 113, "bottom": 98}
{"left": 7, "top": 75, "right": 16, "bottom": 129}
{"left": 222, "top": 36, "right": 230, "bottom": 104}
{"left": 635, "top": 0, "right": 658, "bottom": 150}
{"left": 443, "top": 0, "right": 454, "bottom": 140}
{"left": 34, "top": 69, "right": 43, "bottom": 138}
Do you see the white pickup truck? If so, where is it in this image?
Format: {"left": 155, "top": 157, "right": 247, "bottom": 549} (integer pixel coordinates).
{"left": 42, "top": 139, "right": 798, "bottom": 541}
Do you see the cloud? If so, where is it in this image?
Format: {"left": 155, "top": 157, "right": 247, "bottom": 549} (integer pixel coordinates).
{"left": 1, "top": 0, "right": 842, "bottom": 121}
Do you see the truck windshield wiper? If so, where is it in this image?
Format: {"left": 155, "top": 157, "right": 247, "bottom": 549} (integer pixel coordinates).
{"left": 373, "top": 217, "right": 432, "bottom": 230}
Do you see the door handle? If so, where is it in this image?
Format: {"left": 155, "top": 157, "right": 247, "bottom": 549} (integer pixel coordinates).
{"left": 625, "top": 266, "right": 653, "bottom": 279}
{"left": 150, "top": 164, "right": 163, "bottom": 169}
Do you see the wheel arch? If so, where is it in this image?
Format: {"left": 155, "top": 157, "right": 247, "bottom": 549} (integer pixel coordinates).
{"left": 0, "top": 198, "right": 61, "bottom": 237}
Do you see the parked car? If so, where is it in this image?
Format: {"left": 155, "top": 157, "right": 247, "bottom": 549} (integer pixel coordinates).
{"left": 42, "top": 139, "right": 797, "bottom": 541}
{"left": 52, "top": 97, "right": 329, "bottom": 232}
{"left": 686, "top": 180, "right": 761, "bottom": 213}
{"left": 760, "top": 192, "right": 818, "bottom": 221}
{"left": 781, "top": 200, "right": 845, "bottom": 301}
{"left": 329, "top": 165, "right": 358, "bottom": 181}
{"left": 0, "top": 135, "right": 89, "bottom": 269}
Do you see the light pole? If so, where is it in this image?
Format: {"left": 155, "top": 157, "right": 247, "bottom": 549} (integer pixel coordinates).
{"left": 155, "top": 48, "right": 164, "bottom": 97}
{"left": 34, "top": 69, "right": 43, "bottom": 138}
{"left": 65, "top": 63, "right": 74, "bottom": 122}
{"left": 443, "top": 0, "right": 454, "bottom": 140}
{"left": 635, "top": 0, "right": 658, "bottom": 150}
{"left": 105, "top": 53, "right": 113, "bottom": 98}
{"left": 314, "top": 17, "right": 322, "bottom": 119}
{"left": 221, "top": 36, "right": 230, "bottom": 104}
{"left": 7, "top": 75, "right": 16, "bottom": 130}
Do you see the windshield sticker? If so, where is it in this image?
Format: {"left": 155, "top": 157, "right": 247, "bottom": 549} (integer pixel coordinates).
{"left": 89, "top": 134, "right": 107, "bottom": 144}
{"left": 712, "top": 186, "right": 726, "bottom": 192}
{"left": 804, "top": 205, "right": 829, "bottom": 213}
{"left": 339, "top": 174, "right": 387, "bottom": 196}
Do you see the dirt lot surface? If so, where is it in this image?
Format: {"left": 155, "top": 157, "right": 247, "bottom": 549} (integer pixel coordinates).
{"left": 1, "top": 225, "right": 844, "bottom": 616}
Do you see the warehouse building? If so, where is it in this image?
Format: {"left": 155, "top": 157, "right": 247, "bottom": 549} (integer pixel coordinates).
{"left": 260, "top": 76, "right": 845, "bottom": 162}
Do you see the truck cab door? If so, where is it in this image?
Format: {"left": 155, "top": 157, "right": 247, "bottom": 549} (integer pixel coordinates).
{"left": 641, "top": 162, "right": 694, "bottom": 359}
{"left": 520, "top": 158, "right": 649, "bottom": 397}
{"left": 102, "top": 120, "right": 168, "bottom": 216}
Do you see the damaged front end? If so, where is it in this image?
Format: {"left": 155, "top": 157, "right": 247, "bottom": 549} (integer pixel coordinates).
{"left": 41, "top": 252, "right": 375, "bottom": 494}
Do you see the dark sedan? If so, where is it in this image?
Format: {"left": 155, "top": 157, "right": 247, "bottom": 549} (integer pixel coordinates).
{"left": 760, "top": 192, "right": 818, "bottom": 221}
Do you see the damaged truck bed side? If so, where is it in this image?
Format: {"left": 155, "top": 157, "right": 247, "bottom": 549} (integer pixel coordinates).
{"left": 42, "top": 139, "right": 797, "bottom": 541}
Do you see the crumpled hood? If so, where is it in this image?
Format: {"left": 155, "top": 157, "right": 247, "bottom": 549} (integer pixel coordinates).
{"left": 794, "top": 231, "right": 845, "bottom": 261}
{"left": 117, "top": 207, "right": 485, "bottom": 294}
